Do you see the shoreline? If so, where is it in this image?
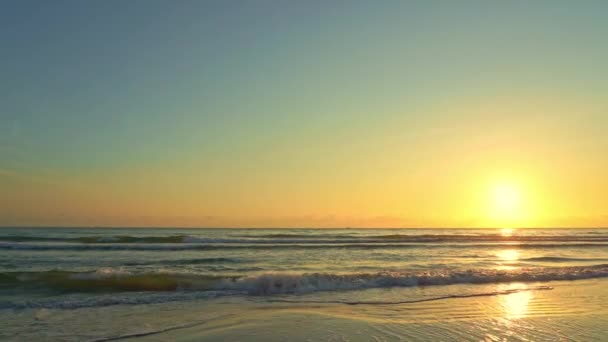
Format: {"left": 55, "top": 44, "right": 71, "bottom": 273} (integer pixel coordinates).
{"left": 3, "top": 278, "right": 607, "bottom": 341}
{"left": 144, "top": 278, "right": 608, "bottom": 341}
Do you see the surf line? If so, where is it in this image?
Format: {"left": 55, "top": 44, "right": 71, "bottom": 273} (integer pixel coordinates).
{"left": 87, "top": 314, "right": 235, "bottom": 342}
{"left": 268, "top": 286, "right": 554, "bottom": 306}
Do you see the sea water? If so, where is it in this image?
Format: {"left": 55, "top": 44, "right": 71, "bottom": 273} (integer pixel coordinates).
{"left": 1, "top": 228, "right": 607, "bottom": 340}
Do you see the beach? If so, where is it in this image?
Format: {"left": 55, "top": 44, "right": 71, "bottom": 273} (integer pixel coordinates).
{"left": 132, "top": 279, "right": 608, "bottom": 341}
{"left": 4, "top": 279, "right": 608, "bottom": 341}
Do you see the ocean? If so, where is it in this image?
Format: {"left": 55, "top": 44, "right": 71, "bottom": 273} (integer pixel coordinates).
{"left": 2, "top": 228, "right": 608, "bottom": 341}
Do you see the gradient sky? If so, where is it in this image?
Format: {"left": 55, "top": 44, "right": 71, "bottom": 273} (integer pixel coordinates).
{"left": 1, "top": 1, "right": 607, "bottom": 228}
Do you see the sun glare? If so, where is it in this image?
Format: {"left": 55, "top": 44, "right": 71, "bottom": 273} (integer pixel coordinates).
{"left": 493, "top": 183, "right": 521, "bottom": 214}
{"left": 487, "top": 181, "right": 527, "bottom": 227}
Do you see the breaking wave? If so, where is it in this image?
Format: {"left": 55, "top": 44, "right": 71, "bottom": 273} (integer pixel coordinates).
{"left": 2, "top": 264, "right": 607, "bottom": 296}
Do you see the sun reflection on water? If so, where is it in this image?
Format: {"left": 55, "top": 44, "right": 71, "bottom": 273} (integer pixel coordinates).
{"left": 500, "top": 228, "right": 515, "bottom": 237}
{"left": 497, "top": 249, "right": 519, "bottom": 262}
{"left": 495, "top": 248, "right": 520, "bottom": 270}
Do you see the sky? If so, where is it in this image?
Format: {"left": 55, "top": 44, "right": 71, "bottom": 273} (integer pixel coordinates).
{"left": 1, "top": 1, "right": 607, "bottom": 228}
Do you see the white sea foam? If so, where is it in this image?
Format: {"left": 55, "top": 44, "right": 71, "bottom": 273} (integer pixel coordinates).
{"left": 4, "top": 264, "right": 608, "bottom": 298}
{"left": 3, "top": 265, "right": 607, "bottom": 310}
{"left": 222, "top": 264, "right": 608, "bottom": 295}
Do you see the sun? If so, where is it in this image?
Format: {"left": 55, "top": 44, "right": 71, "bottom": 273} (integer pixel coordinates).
{"left": 487, "top": 181, "right": 526, "bottom": 227}
{"left": 493, "top": 183, "right": 521, "bottom": 214}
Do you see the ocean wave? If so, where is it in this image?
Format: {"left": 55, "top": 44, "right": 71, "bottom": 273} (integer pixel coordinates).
{"left": 520, "top": 256, "right": 608, "bottom": 263}
{"left": 233, "top": 233, "right": 357, "bottom": 239}
{"left": 0, "top": 269, "right": 225, "bottom": 292}
{"left": 228, "top": 264, "right": 608, "bottom": 295}
{"left": 2, "top": 264, "right": 607, "bottom": 296}
{"left": 0, "top": 235, "right": 189, "bottom": 244}
{"left": 2, "top": 233, "right": 608, "bottom": 245}
{"left": 236, "top": 233, "right": 608, "bottom": 242}
{"left": 2, "top": 241, "right": 607, "bottom": 251}
{"left": 122, "top": 257, "right": 243, "bottom": 266}
{"left": 362, "top": 234, "right": 608, "bottom": 242}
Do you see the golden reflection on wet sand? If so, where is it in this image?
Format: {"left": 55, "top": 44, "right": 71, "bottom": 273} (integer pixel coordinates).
{"left": 501, "top": 284, "right": 532, "bottom": 319}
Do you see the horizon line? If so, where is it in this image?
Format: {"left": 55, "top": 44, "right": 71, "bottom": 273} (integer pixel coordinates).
{"left": 1, "top": 226, "right": 606, "bottom": 229}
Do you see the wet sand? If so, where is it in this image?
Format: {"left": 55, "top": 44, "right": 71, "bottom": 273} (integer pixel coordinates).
{"left": 148, "top": 278, "right": 607, "bottom": 341}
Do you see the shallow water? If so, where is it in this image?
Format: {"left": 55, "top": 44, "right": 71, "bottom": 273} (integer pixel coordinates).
{"left": 1, "top": 228, "right": 607, "bottom": 340}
